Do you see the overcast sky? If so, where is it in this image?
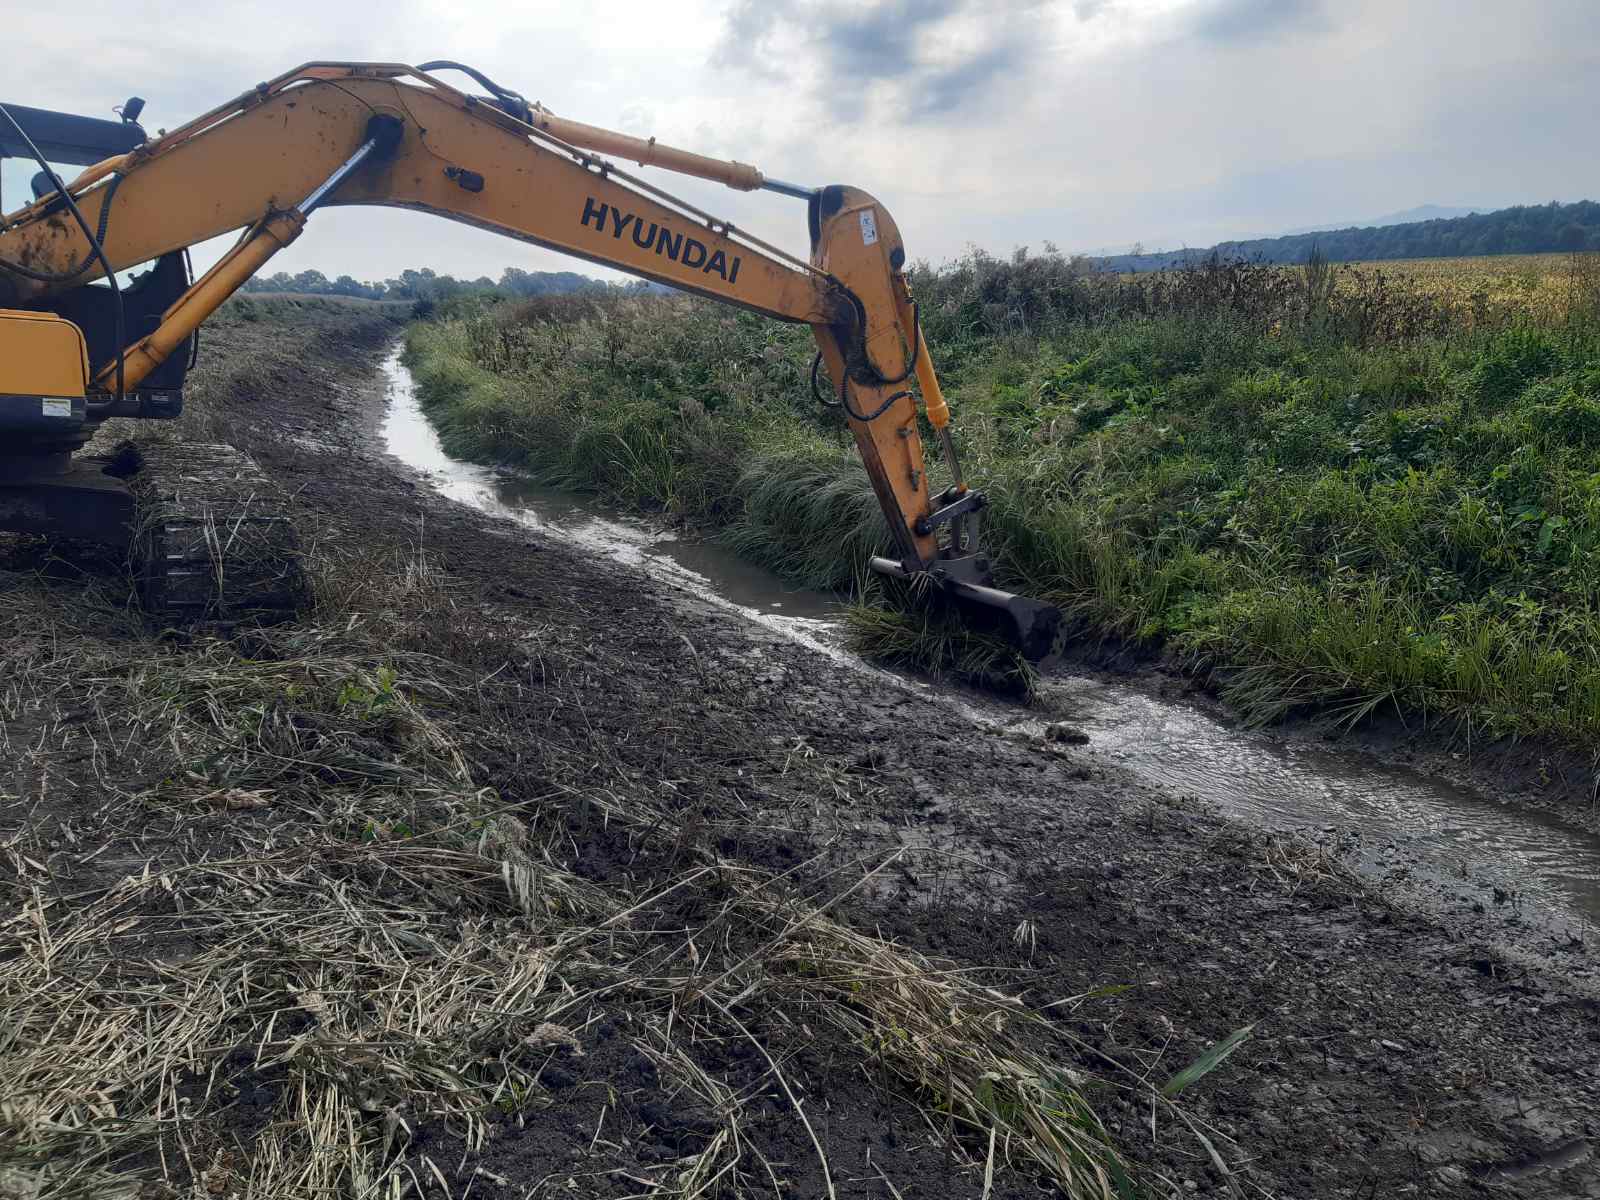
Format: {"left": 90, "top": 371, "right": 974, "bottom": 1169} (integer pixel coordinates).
{"left": 4, "top": 0, "right": 1597, "bottom": 283}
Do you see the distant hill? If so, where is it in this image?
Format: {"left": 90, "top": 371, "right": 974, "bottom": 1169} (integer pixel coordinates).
{"left": 1276, "top": 204, "right": 1489, "bottom": 237}
{"left": 1095, "top": 205, "right": 1489, "bottom": 259}
{"left": 1100, "top": 200, "right": 1600, "bottom": 272}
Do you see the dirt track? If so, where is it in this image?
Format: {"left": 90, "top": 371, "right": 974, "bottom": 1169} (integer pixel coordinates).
{"left": 4, "top": 301, "right": 1598, "bottom": 1198}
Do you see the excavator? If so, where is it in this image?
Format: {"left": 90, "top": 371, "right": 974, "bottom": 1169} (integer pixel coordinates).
{"left": 0, "top": 61, "right": 1060, "bottom": 658}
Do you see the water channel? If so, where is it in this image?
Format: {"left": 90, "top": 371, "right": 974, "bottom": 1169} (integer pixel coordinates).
{"left": 379, "top": 346, "right": 1600, "bottom": 932}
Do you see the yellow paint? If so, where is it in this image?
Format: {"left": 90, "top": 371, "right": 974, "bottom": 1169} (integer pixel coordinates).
{"left": 0, "top": 72, "right": 835, "bottom": 323}
{"left": 92, "top": 211, "right": 304, "bottom": 393}
{"left": 527, "top": 106, "right": 764, "bottom": 191}
{"left": 0, "top": 310, "right": 87, "bottom": 397}
{"left": 912, "top": 323, "right": 949, "bottom": 431}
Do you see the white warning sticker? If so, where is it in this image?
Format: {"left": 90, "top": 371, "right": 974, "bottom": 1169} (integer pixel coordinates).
{"left": 41, "top": 397, "right": 73, "bottom": 419}
{"left": 859, "top": 209, "right": 879, "bottom": 246}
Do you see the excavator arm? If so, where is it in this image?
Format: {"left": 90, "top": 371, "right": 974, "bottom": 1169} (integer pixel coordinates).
{"left": 0, "top": 62, "right": 1060, "bottom": 656}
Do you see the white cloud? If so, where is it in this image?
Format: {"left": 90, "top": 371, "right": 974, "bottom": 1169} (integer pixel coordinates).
{"left": 2, "top": 0, "right": 1597, "bottom": 284}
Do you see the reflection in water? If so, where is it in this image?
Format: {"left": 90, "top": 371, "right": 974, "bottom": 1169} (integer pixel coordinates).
{"left": 380, "top": 346, "right": 1600, "bottom": 929}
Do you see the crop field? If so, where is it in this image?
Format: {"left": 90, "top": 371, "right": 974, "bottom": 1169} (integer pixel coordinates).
{"left": 1345, "top": 252, "right": 1600, "bottom": 324}
{"left": 1121, "top": 252, "right": 1598, "bottom": 324}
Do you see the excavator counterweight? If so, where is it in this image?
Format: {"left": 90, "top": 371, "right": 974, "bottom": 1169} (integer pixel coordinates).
{"left": 0, "top": 61, "right": 1061, "bottom": 655}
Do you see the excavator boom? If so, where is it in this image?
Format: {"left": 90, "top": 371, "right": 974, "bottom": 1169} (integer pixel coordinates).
{"left": 0, "top": 61, "right": 1061, "bottom": 656}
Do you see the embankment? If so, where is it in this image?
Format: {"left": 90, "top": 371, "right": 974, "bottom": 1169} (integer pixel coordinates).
{"left": 403, "top": 255, "right": 1600, "bottom": 753}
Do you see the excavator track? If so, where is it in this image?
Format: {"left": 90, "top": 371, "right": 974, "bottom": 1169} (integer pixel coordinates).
{"left": 121, "top": 440, "right": 307, "bottom": 625}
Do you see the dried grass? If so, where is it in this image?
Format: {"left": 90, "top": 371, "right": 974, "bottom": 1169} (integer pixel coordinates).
{"left": 0, "top": 540, "right": 1145, "bottom": 1198}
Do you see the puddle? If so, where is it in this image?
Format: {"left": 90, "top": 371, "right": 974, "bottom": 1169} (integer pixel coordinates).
{"left": 380, "top": 346, "right": 1600, "bottom": 931}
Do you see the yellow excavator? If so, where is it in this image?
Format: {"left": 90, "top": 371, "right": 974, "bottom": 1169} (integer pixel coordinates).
{"left": 0, "top": 61, "right": 1059, "bottom": 656}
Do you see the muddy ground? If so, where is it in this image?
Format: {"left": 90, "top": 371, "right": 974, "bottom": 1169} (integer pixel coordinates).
{"left": 4, "top": 299, "right": 1598, "bottom": 1199}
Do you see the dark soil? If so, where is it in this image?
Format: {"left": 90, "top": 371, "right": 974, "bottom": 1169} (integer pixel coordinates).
{"left": 5, "top": 299, "right": 1598, "bottom": 1199}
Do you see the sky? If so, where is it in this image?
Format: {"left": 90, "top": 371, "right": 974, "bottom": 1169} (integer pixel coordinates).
{"left": 3, "top": 0, "right": 1597, "bottom": 284}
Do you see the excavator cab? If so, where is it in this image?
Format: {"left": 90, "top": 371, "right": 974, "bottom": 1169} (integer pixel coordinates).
{"left": 0, "top": 95, "right": 187, "bottom": 421}
{"left": 0, "top": 97, "right": 238, "bottom": 618}
{"left": 0, "top": 99, "right": 148, "bottom": 449}
{"left": 49, "top": 251, "right": 195, "bottom": 411}
{"left": 0, "top": 97, "right": 191, "bottom": 450}
{"left": 0, "top": 99, "right": 145, "bottom": 206}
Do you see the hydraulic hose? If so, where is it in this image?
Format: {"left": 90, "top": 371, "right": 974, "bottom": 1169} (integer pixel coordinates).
{"left": 0, "top": 102, "right": 125, "bottom": 399}
{"left": 417, "top": 60, "right": 531, "bottom": 121}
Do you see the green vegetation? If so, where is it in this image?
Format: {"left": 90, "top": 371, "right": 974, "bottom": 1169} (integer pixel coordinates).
{"left": 1106, "top": 198, "right": 1600, "bottom": 269}
{"left": 242, "top": 263, "right": 637, "bottom": 304}
{"left": 404, "top": 291, "right": 874, "bottom": 582}
{"left": 405, "top": 250, "right": 1600, "bottom": 743}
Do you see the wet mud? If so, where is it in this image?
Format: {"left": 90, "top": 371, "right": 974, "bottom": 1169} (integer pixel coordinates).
{"left": 6, "top": 305, "right": 1599, "bottom": 1199}
{"left": 364, "top": 334, "right": 1600, "bottom": 1198}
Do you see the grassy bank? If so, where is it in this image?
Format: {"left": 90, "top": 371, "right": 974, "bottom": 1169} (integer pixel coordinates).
{"left": 403, "top": 293, "right": 882, "bottom": 585}
{"left": 404, "top": 252, "right": 1600, "bottom": 742}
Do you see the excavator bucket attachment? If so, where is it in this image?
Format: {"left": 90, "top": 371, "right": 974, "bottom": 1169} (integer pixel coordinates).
{"left": 868, "top": 556, "right": 1064, "bottom": 663}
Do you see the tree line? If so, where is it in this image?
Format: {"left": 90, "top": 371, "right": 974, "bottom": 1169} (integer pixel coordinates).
{"left": 1102, "top": 200, "right": 1600, "bottom": 271}
{"left": 246, "top": 198, "right": 1600, "bottom": 301}
{"left": 239, "top": 265, "right": 604, "bottom": 301}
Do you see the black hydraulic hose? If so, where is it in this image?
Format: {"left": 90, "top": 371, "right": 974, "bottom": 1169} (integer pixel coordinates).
{"left": 416, "top": 60, "right": 531, "bottom": 120}
{"left": 873, "top": 300, "right": 921, "bottom": 387}
{"left": 810, "top": 352, "right": 841, "bottom": 408}
{"left": 0, "top": 171, "right": 123, "bottom": 283}
{"left": 812, "top": 302, "right": 924, "bottom": 421}
{"left": 844, "top": 386, "right": 908, "bottom": 423}
{"left": 814, "top": 354, "right": 906, "bottom": 422}
{"left": 0, "top": 101, "right": 125, "bottom": 399}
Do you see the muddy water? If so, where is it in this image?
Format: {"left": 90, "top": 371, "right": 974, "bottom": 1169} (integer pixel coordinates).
{"left": 379, "top": 348, "right": 1600, "bottom": 930}
{"left": 378, "top": 347, "right": 838, "bottom": 635}
{"left": 1028, "top": 677, "right": 1600, "bottom": 927}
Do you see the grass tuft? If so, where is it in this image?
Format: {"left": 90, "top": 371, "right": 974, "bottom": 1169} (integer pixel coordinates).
{"left": 845, "top": 596, "right": 1039, "bottom": 698}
